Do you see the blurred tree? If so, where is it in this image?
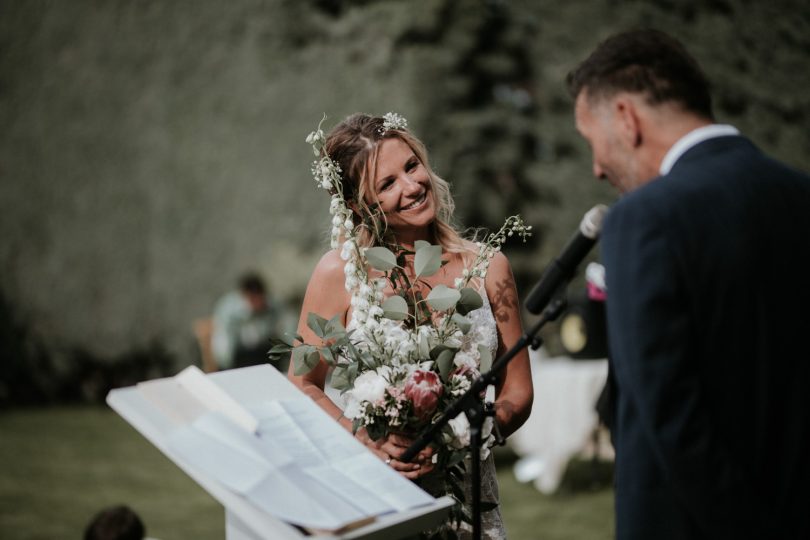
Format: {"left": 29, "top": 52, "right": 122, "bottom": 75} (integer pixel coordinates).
{"left": 1, "top": 0, "right": 807, "bottom": 394}
{"left": 287, "top": 0, "right": 553, "bottom": 290}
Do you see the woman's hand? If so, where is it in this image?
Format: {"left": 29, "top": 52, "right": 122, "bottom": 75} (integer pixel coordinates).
{"left": 356, "top": 429, "right": 435, "bottom": 479}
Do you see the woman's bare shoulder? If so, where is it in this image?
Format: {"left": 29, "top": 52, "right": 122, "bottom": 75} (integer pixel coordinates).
{"left": 301, "top": 249, "right": 350, "bottom": 319}
{"left": 312, "top": 249, "right": 346, "bottom": 276}
{"left": 484, "top": 250, "right": 516, "bottom": 297}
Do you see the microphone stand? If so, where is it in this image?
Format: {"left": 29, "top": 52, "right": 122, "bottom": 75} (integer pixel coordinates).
{"left": 401, "top": 297, "right": 567, "bottom": 540}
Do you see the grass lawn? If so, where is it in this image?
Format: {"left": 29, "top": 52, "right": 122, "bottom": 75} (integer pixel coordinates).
{"left": 0, "top": 406, "right": 613, "bottom": 539}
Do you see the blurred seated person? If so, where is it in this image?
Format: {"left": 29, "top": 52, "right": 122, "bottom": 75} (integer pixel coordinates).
{"left": 211, "top": 272, "right": 284, "bottom": 370}
{"left": 84, "top": 505, "right": 152, "bottom": 540}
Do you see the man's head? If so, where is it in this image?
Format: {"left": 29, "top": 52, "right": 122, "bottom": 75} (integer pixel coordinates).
{"left": 84, "top": 505, "right": 145, "bottom": 540}
{"left": 238, "top": 272, "right": 267, "bottom": 312}
{"left": 567, "top": 30, "right": 714, "bottom": 192}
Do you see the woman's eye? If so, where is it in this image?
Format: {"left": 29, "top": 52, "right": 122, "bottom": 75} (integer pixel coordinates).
{"left": 380, "top": 179, "right": 394, "bottom": 192}
{"left": 406, "top": 160, "right": 418, "bottom": 172}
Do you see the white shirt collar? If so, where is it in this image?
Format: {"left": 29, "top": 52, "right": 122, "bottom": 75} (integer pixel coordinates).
{"left": 659, "top": 124, "right": 740, "bottom": 175}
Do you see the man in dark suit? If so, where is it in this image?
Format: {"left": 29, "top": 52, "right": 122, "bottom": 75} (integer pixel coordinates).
{"left": 567, "top": 29, "right": 810, "bottom": 539}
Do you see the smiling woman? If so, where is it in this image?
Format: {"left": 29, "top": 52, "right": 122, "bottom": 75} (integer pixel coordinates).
{"left": 371, "top": 138, "right": 436, "bottom": 240}
{"left": 285, "top": 112, "right": 534, "bottom": 539}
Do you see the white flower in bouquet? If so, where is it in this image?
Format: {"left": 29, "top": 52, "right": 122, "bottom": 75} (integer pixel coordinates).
{"left": 448, "top": 412, "right": 471, "bottom": 449}
{"left": 343, "top": 367, "right": 390, "bottom": 419}
{"left": 452, "top": 350, "right": 479, "bottom": 372}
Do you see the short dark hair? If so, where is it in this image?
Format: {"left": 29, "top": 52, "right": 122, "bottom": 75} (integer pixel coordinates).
{"left": 238, "top": 272, "right": 266, "bottom": 295}
{"left": 566, "top": 29, "right": 714, "bottom": 120}
{"left": 84, "top": 505, "right": 145, "bottom": 540}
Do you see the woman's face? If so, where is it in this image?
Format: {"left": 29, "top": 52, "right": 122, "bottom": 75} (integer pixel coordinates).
{"left": 367, "top": 137, "right": 435, "bottom": 238}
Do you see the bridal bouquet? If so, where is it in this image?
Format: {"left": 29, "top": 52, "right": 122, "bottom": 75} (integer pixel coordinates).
{"left": 270, "top": 114, "right": 530, "bottom": 530}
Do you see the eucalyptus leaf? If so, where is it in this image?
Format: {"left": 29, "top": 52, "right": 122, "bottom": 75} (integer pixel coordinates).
{"left": 281, "top": 332, "right": 303, "bottom": 347}
{"left": 324, "top": 314, "right": 346, "bottom": 339}
{"left": 478, "top": 344, "right": 493, "bottom": 374}
{"left": 414, "top": 244, "right": 443, "bottom": 278}
{"left": 321, "top": 347, "right": 335, "bottom": 365}
{"left": 426, "top": 284, "right": 461, "bottom": 311}
{"left": 352, "top": 418, "right": 362, "bottom": 435}
{"left": 292, "top": 345, "right": 320, "bottom": 375}
{"left": 382, "top": 295, "right": 409, "bottom": 320}
{"left": 451, "top": 313, "right": 472, "bottom": 334}
{"left": 267, "top": 342, "right": 292, "bottom": 363}
{"left": 430, "top": 344, "right": 450, "bottom": 360}
{"left": 332, "top": 332, "right": 351, "bottom": 348}
{"left": 365, "top": 246, "right": 398, "bottom": 271}
{"left": 267, "top": 343, "right": 292, "bottom": 354}
{"left": 414, "top": 240, "right": 431, "bottom": 252}
{"left": 330, "top": 365, "right": 351, "bottom": 391}
{"left": 306, "top": 350, "right": 321, "bottom": 372}
{"left": 456, "top": 287, "right": 483, "bottom": 316}
{"left": 347, "top": 341, "right": 362, "bottom": 363}
{"left": 448, "top": 445, "right": 467, "bottom": 467}
{"left": 366, "top": 422, "right": 386, "bottom": 441}
{"left": 360, "top": 352, "right": 378, "bottom": 370}
{"left": 306, "top": 312, "right": 329, "bottom": 338}
{"left": 418, "top": 330, "right": 431, "bottom": 359}
{"left": 436, "top": 348, "right": 456, "bottom": 380}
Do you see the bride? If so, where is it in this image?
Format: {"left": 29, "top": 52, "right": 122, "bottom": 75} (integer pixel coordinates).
{"left": 288, "top": 112, "right": 533, "bottom": 539}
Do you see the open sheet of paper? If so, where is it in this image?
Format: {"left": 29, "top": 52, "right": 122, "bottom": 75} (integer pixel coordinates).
{"left": 164, "top": 393, "right": 435, "bottom": 532}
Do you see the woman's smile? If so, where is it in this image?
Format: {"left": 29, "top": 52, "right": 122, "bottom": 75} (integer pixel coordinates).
{"left": 370, "top": 138, "right": 436, "bottom": 240}
{"left": 400, "top": 191, "right": 427, "bottom": 211}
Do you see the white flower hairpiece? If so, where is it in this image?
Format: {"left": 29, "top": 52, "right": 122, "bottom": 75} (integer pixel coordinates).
{"left": 379, "top": 112, "right": 408, "bottom": 134}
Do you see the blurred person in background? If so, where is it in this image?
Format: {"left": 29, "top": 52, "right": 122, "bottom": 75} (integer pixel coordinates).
{"left": 212, "top": 272, "right": 286, "bottom": 371}
{"left": 84, "top": 505, "right": 157, "bottom": 540}
{"left": 568, "top": 29, "right": 810, "bottom": 539}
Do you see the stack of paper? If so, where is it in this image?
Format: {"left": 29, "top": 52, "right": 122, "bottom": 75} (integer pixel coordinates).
{"left": 140, "top": 367, "right": 435, "bottom": 532}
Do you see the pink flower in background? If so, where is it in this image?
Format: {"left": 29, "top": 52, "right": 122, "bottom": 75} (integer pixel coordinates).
{"left": 404, "top": 369, "right": 443, "bottom": 421}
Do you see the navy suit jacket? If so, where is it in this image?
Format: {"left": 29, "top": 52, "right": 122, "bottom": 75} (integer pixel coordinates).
{"left": 601, "top": 135, "right": 810, "bottom": 539}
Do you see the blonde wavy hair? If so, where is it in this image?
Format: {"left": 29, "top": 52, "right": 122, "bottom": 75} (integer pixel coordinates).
{"left": 323, "top": 113, "right": 469, "bottom": 254}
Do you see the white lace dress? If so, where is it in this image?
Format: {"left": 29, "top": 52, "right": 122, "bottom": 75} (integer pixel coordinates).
{"left": 333, "top": 287, "right": 506, "bottom": 540}
{"left": 440, "top": 286, "right": 505, "bottom": 540}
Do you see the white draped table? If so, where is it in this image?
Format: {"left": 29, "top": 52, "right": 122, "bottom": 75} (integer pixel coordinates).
{"left": 508, "top": 348, "right": 612, "bottom": 493}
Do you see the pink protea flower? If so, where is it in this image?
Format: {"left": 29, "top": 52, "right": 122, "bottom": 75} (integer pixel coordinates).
{"left": 404, "top": 370, "right": 443, "bottom": 421}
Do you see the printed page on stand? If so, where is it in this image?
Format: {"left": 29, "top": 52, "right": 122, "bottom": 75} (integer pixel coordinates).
{"left": 146, "top": 369, "right": 436, "bottom": 532}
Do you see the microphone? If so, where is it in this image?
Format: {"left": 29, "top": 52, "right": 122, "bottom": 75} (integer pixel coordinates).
{"left": 525, "top": 204, "right": 608, "bottom": 315}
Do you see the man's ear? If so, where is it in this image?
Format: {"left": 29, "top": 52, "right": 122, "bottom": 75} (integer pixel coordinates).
{"left": 614, "top": 96, "right": 643, "bottom": 148}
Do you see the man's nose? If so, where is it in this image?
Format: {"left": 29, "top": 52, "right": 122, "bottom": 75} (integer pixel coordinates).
{"left": 593, "top": 162, "right": 607, "bottom": 181}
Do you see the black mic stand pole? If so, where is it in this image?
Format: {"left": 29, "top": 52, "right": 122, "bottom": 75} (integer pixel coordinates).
{"left": 401, "top": 297, "right": 567, "bottom": 540}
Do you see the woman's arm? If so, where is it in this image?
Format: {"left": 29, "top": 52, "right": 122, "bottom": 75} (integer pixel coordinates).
{"left": 287, "top": 250, "right": 350, "bottom": 423}
{"left": 485, "top": 251, "right": 534, "bottom": 438}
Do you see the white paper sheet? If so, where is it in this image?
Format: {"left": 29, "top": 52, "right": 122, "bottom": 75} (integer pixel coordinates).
{"left": 249, "top": 401, "right": 326, "bottom": 467}
{"left": 246, "top": 468, "right": 369, "bottom": 530}
{"left": 193, "top": 412, "right": 294, "bottom": 468}
{"left": 175, "top": 366, "right": 259, "bottom": 433}
{"left": 302, "top": 465, "right": 395, "bottom": 516}
{"left": 167, "top": 424, "right": 270, "bottom": 494}
{"left": 166, "top": 393, "right": 435, "bottom": 532}
{"left": 279, "top": 399, "right": 364, "bottom": 463}
{"left": 333, "top": 453, "right": 436, "bottom": 511}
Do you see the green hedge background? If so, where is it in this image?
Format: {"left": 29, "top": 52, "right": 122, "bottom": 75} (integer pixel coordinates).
{"left": 1, "top": 0, "right": 808, "bottom": 399}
